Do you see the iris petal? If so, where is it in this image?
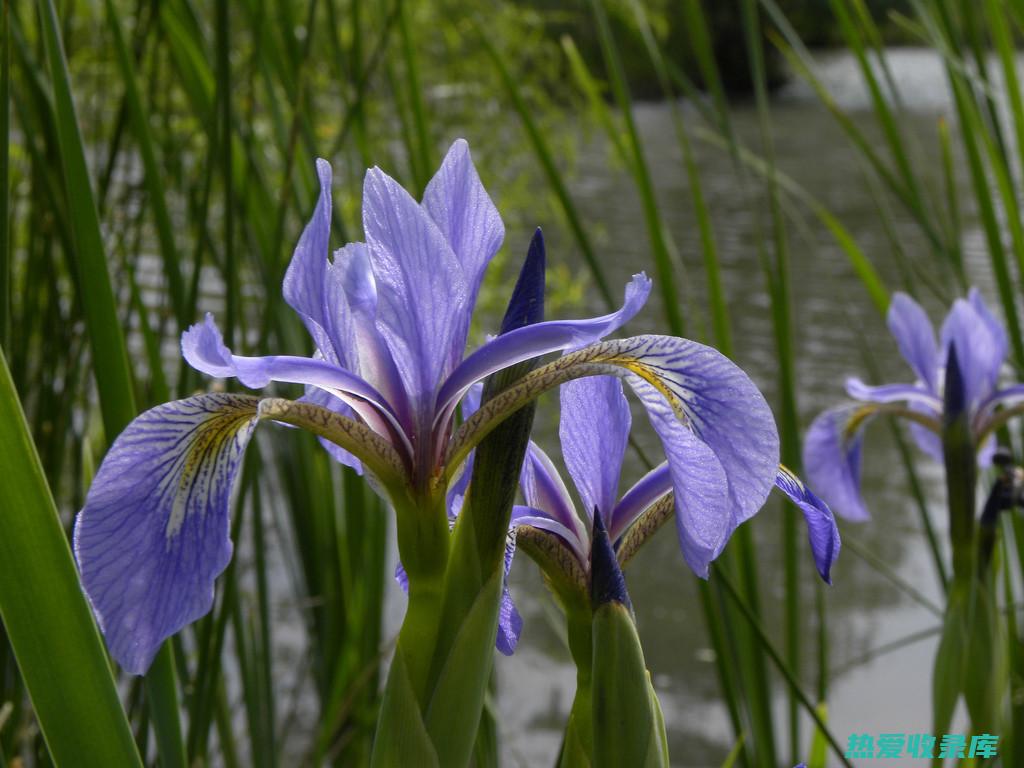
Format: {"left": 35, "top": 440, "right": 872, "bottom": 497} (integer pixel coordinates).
{"left": 844, "top": 378, "right": 941, "bottom": 409}
{"left": 511, "top": 506, "right": 587, "bottom": 562}
{"left": 74, "top": 394, "right": 262, "bottom": 674}
{"left": 181, "top": 313, "right": 397, "bottom": 439}
{"left": 329, "top": 244, "right": 411, "bottom": 425}
{"left": 618, "top": 336, "right": 779, "bottom": 527}
{"left": 628, "top": 377, "right": 732, "bottom": 578}
{"left": 802, "top": 405, "right": 873, "bottom": 521}
{"left": 282, "top": 159, "right": 342, "bottom": 361}
{"left": 520, "top": 442, "right": 588, "bottom": 552}
{"left": 495, "top": 531, "right": 523, "bottom": 656}
{"left": 609, "top": 463, "right": 672, "bottom": 541}
{"left": 774, "top": 466, "right": 841, "bottom": 584}
{"left": 887, "top": 293, "right": 939, "bottom": 391}
{"left": 422, "top": 140, "right": 505, "bottom": 372}
{"left": 969, "top": 287, "right": 1008, "bottom": 370}
{"left": 435, "top": 273, "right": 652, "bottom": 429}
{"left": 559, "top": 376, "right": 631, "bottom": 524}
{"left": 362, "top": 165, "right": 467, "bottom": 421}
{"left": 940, "top": 298, "right": 1004, "bottom": 409}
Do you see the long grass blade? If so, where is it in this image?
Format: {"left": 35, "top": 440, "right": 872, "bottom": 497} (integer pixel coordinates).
{"left": 0, "top": 349, "right": 142, "bottom": 767}
{"left": 37, "top": 3, "right": 187, "bottom": 763}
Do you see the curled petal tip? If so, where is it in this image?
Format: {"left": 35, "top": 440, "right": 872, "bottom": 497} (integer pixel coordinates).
{"left": 775, "top": 466, "right": 841, "bottom": 584}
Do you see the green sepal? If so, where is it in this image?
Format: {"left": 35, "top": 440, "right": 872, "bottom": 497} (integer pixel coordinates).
{"left": 591, "top": 601, "right": 669, "bottom": 768}
{"left": 370, "top": 651, "right": 439, "bottom": 768}
{"left": 424, "top": 569, "right": 504, "bottom": 767}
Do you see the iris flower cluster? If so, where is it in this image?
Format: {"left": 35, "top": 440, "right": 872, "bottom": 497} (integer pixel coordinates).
{"left": 73, "top": 140, "right": 839, "bottom": 690}
{"left": 804, "top": 288, "right": 1020, "bottom": 522}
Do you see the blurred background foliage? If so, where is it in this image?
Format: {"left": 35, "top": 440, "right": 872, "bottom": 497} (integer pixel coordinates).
{"left": 3, "top": 0, "right": 1023, "bottom": 765}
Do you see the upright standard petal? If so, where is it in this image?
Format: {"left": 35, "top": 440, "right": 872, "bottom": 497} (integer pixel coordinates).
{"left": 887, "top": 293, "right": 938, "bottom": 391}
{"left": 422, "top": 140, "right": 505, "bottom": 367}
{"left": 362, "top": 165, "right": 468, "bottom": 417}
{"left": 802, "top": 405, "right": 872, "bottom": 521}
{"left": 940, "top": 298, "right": 1004, "bottom": 409}
{"left": 774, "top": 466, "right": 841, "bottom": 584}
{"left": 74, "top": 394, "right": 262, "bottom": 674}
{"left": 969, "top": 287, "right": 1008, "bottom": 370}
{"left": 434, "top": 273, "right": 652, "bottom": 427}
{"left": 560, "top": 376, "right": 631, "bottom": 522}
{"left": 282, "top": 159, "right": 343, "bottom": 361}
{"left": 329, "top": 244, "right": 410, "bottom": 424}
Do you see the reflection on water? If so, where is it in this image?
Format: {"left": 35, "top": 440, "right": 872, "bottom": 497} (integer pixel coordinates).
{"left": 495, "top": 49, "right": 980, "bottom": 766}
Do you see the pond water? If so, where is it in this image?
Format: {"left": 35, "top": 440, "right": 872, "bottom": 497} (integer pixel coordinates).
{"left": 487, "top": 48, "right": 991, "bottom": 766}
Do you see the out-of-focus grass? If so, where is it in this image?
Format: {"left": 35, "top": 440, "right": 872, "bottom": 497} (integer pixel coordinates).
{"left": 4, "top": 0, "right": 1024, "bottom": 765}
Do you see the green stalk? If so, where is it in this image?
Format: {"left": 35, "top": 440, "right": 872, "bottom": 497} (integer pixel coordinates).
{"left": 215, "top": 0, "right": 237, "bottom": 347}
{"left": 717, "top": 569, "right": 853, "bottom": 768}
{"left": 478, "top": 27, "right": 615, "bottom": 310}
{"left": 586, "top": 0, "right": 684, "bottom": 336}
{"left": 398, "top": 0, "right": 432, "bottom": 195}
{"left": 740, "top": 0, "right": 801, "bottom": 759}
{"left": 103, "top": 0, "right": 186, "bottom": 329}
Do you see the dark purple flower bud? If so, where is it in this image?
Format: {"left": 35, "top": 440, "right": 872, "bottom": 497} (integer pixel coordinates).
{"left": 590, "top": 507, "right": 632, "bottom": 611}
{"left": 500, "top": 228, "right": 545, "bottom": 334}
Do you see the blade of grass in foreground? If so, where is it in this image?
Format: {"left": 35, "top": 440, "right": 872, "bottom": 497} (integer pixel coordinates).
{"left": 0, "top": 348, "right": 142, "bottom": 768}
{"left": 37, "top": 2, "right": 186, "bottom": 764}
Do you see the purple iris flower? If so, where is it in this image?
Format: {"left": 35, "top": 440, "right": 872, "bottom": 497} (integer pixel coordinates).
{"left": 506, "top": 376, "right": 839, "bottom": 614}
{"left": 804, "top": 288, "right": 1019, "bottom": 521}
{"left": 72, "top": 139, "right": 822, "bottom": 677}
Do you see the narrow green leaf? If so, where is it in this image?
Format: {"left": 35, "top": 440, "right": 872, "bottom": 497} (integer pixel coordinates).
{"left": 0, "top": 349, "right": 142, "bottom": 767}
{"left": 932, "top": 586, "right": 968, "bottom": 738}
{"left": 104, "top": 0, "right": 186, "bottom": 328}
{"left": 0, "top": 0, "right": 9, "bottom": 352}
{"left": 807, "top": 702, "right": 828, "bottom": 768}
{"left": 585, "top": 0, "right": 684, "bottom": 336}
{"left": 38, "top": 0, "right": 136, "bottom": 440}
{"left": 38, "top": 4, "right": 187, "bottom": 761}
{"left": 477, "top": 26, "right": 615, "bottom": 310}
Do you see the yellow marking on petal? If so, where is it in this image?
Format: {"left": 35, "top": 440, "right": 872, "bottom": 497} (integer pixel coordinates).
{"left": 166, "top": 404, "right": 257, "bottom": 540}
{"left": 604, "top": 356, "right": 688, "bottom": 423}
